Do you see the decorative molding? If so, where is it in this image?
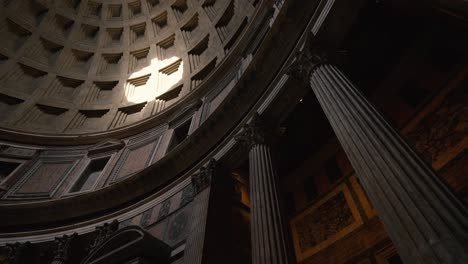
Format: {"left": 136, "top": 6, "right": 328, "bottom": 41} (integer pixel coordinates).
{"left": 53, "top": 233, "right": 77, "bottom": 263}
{"left": 179, "top": 184, "right": 194, "bottom": 207}
{"left": 166, "top": 209, "right": 190, "bottom": 245}
{"left": 290, "top": 183, "right": 363, "bottom": 262}
{"left": 0, "top": 177, "right": 192, "bottom": 245}
{"left": 108, "top": 136, "right": 161, "bottom": 183}
{"left": 284, "top": 32, "right": 328, "bottom": 81}
{"left": 4, "top": 158, "right": 79, "bottom": 200}
{"left": 87, "top": 138, "right": 126, "bottom": 156}
{"left": 168, "top": 100, "right": 202, "bottom": 128}
{"left": 234, "top": 113, "right": 270, "bottom": 149}
{"left": 191, "top": 159, "right": 216, "bottom": 194}
{"left": 157, "top": 199, "right": 171, "bottom": 221}
{"left": 0, "top": 0, "right": 312, "bottom": 232}
{"left": 81, "top": 226, "right": 171, "bottom": 264}
{"left": 0, "top": 146, "right": 37, "bottom": 159}
{"left": 89, "top": 220, "right": 119, "bottom": 253}
{"left": 5, "top": 242, "right": 30, "bottom": 264}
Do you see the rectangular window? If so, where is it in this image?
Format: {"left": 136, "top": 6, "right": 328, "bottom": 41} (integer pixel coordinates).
{"left": 70, "top": 157, "right": 109, "bottom": 192}
{"left": 0, "top": 160, "right": 20, "bottom": 181}
{"left": 167, "top": 118, "right": 192, "bottom": 152}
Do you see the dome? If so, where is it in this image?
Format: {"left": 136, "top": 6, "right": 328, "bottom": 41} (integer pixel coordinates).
{"left": 0, "top": 0, "right": 256, "bottom": 138}
{"left": 0, "top": 0, "right": 467, "bottom": 263}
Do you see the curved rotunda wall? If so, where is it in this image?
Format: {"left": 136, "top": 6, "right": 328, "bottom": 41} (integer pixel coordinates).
{"left": 0, "top": 0, "right": 269, "bottom": 202}
{"left": 0, "top": 0, "right": 255, "bottom": 134}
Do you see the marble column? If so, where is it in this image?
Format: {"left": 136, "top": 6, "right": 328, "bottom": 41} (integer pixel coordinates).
{"left": 235, "top": 114, "right": 291, "bottom": 264}
{"left": 289, "top": 33, "right": 468, "bottom": 264}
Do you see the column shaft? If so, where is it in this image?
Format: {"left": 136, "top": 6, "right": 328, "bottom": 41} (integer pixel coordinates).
{"left": 249, "top": 144, "right": 290, "bottom": 264}
{"left": 309, "top": 63, "right": 468, "bottom": 264}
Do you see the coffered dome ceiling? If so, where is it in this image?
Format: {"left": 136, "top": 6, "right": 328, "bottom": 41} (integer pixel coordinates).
{"left": 0, "top": 0, "right": 256, "bottom": 135}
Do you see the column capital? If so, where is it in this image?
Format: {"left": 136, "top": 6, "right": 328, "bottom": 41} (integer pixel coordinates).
{"left": 235, "top": 113, "right": 271, "bottom": 150}
{"left": 285, "top": 32, "right": 328, "bottom": 81}
{"left": 192, "top": 159, "right": 217, "bottom": 194}
{"left": 6, "top": 241, "right": 30, "bottom": 264}
{"left": 53, "top": 233, "right": 77, "bottom": 262}
{"left": 89, "top": 220, "right": 119, "bottom": 252}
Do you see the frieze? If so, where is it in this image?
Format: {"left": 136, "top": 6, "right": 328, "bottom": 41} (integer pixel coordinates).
{"left": 191, "top": 159, "right": 216, "bottom": 194}
{"left": 157, "top": 199, "right": 171, "bottom": 221}
{"left": 179, "top": 184, "right": 194, "bottom": 207}
{"left": 119, "top": 218, "right": 133, "bottom": 229}
{"left": 166, "top": 210, "right": 190, "bottom": 245}
{"left": 140, "top": 209, "right": 154, "bottom": 228}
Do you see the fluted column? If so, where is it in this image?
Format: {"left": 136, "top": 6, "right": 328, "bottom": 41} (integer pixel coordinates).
{"left": 289, "top": 33, "right": 468, "bottom": 263}
{"left": 235, "top": 114, "right": 291, "bottom": 264}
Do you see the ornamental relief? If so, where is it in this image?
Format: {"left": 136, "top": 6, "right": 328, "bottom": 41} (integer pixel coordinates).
{"left": 406, "top": 85, "right": 468, "bottom": 170}
{"left": 290, "top": 183, "right": 363, "bottom": 262}
{"left": 295, "top": 191, "right": 353, "bottom": 250}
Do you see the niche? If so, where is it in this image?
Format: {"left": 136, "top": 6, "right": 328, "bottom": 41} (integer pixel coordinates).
{"left": 70, "top": 157, "right": 110, "bottom": 192}
{"left": 167, "top": 118, "right": 192, "bottom": 152}
{"left": 0, "top": 160, "right": 21, "bottom": 182}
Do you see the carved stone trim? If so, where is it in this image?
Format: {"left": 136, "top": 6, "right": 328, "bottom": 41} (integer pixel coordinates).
{"left": 89, "top": 220, "right": 119, "bottom": 252}
{"left": 234, "top": 113, "right": 270, "bottom": 150}
{"left": 5, "top": 242, "right": 30, "bottom": 264}
{"left": 192, "top": 159, "right": 216, "bottom": 194}
{"left": 284, "top": 32, "right": 328, "bottom": 81}
{"left": 87, "top": 139, "right": 126, "bottom": 156}
{"left": 53, "top": 233, "right": 77, "bottom": 262}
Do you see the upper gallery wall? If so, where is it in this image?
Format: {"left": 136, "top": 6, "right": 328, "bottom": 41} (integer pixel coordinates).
{"left": 0, "top": 0, "right": 256, "bottom": 136}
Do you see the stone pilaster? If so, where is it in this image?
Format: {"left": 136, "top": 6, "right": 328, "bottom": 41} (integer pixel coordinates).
{"left": 235, "top": 113, "right": 291, "bottom": 264}
{"left": 52, "top": 233, "right": 77, "bottom": 264}
{"left": 288, "top": 33, "right": 468, "bottom": 263}
{"left": 183, "top": 159, "right": 217, "bottom": 264}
